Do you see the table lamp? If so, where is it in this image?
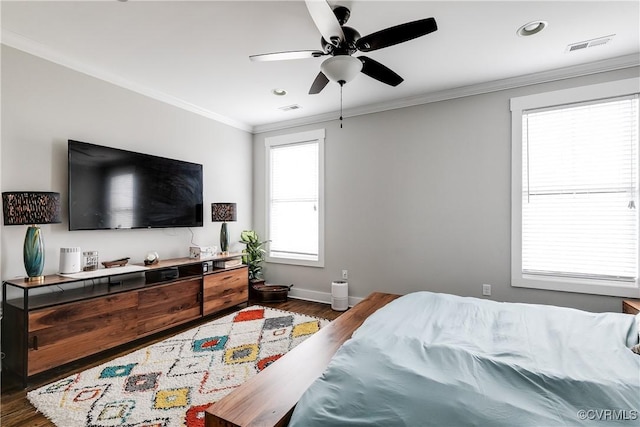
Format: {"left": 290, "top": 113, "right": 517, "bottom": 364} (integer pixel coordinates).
{"left": 2, "top": 192, "right": 62, "bottom": 281}
{"left": 211, "top": 202, "right": 236, "bottom": 253}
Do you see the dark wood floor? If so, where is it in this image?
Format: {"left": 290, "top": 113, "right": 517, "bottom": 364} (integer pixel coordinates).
{"left": 1, "top": 298, "right": 343, "bottom": 427}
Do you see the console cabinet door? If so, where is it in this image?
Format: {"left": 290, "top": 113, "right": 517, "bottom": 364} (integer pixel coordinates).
{"left": 28, "top": 293, "right": 138, "bottom": 376}
{"left": 203, "top": 268, "right": 248, "bottom": 316}
{"left": 137, "top": 278, "right": 201, "bottom": 336}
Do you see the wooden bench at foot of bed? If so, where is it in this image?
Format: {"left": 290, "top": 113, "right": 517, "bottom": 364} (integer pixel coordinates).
{"left": 205, "top": 292, "right": 399, "bottom": 427}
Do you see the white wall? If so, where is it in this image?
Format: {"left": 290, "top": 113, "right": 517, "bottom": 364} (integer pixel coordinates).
{"left": 0, "top": 46, "right": 253, "bottom": 281}
{"left": 4, "top": 43, "right": 636, "bottom": 313}
{"left": 253, "top": 66, "right": 640, "bottom": 313}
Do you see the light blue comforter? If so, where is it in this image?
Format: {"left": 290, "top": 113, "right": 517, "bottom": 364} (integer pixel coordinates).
{"left": 289, "top": 292, "right": 640, "bottom": 426}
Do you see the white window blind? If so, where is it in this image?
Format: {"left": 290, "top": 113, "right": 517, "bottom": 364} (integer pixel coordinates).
{"left": 109, "top": 171, "right": 135, "bottom": 229}
{"left": 522, "top": 95, "right": 639, "bottom": 283}
{"left": 265, "top": 129, "right": 324, "bottom": 267}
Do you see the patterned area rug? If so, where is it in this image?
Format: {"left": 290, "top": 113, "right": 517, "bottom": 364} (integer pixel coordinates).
{"left": 27, "top": 306, "right": 329, "bottom": 427}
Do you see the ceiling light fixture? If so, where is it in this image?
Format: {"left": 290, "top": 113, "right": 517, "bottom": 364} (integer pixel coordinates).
{"left": 320, "top": 55, "right": 362, "bottom": 84}
{"left": 517, "top": 20, "right": 547, "bottom": 37}
{"left": 320, "top": 55, "right": 363, "bottom": 128}
{"left": 272, "top": 88, "right": 287, "bottom": 96}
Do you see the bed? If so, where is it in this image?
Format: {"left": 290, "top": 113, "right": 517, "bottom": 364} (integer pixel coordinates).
{"left": 205, "top": 291, "right": 640, "bottom": 426}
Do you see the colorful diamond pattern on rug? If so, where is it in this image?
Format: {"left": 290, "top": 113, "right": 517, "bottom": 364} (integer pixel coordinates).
{"left": 125, "top": 373, "right": 160, "bottom": 392}
{"left": 95, "top": 399, "right": 136, "bottom": 423}
{"left": 192, "top": 336, "right": 227, "bottom": 352}
{"left": 233, "top": 308, "right": 264, "bottom": 322}
{"left": 263, "top": 315, "right": 293, "bottom": 329}
{"left": 293, "top": 320, "right": 320, "bottom": 337}
{"left": 224, "top": 343, "right": 259, "bottom": 365}
{"left": 62, "top": 384, "right": 111, "bottom": 416}
{"left": 100, "top": 363, "right": 137, "bottom": 378}
{"left": 154, "top": 387, "right": 191, "bottom": 410}
{"left": 27, "top": 306, "right": 329, "bottom": 427}
{"left": 185, "top": 403, "right": 211, "bottom": 426}
{"left": 198, "top": 362, "right": 251, "bottom": 394}
{"left": 41, "top": 376, "right": 76, "bottom": 393}
{"left": 256, "top": 354, "right": 282, "bottom": 372}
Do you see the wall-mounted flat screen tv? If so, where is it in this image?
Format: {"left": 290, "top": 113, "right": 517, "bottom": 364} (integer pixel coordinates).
{"left": 68, "top": 140, "right": 203, "bottom": 230}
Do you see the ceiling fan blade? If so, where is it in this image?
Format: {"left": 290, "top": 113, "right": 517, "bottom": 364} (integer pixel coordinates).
{"left": 358, "top": 56, "right": 404, "bottom": 86}
{"left": 309, "top": 71, "right": 330, "bottom": 94}
{"left": 305, "top": 0, "right": 345, "bottom": 46}
{"left": 250, "top": 50, "right": 326, "bottom": 62}
{"left": 356, "top": 17, "right": 437, "bottom": 52}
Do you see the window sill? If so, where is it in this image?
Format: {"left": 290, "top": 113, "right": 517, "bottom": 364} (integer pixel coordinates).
{"left": 512, "top": 274, "right": 640, "bottom": 298}
{"left": 266, "top": 255, "right": 324, "bottom": 268}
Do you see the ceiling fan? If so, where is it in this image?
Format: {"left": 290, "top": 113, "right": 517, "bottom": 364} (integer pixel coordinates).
{"left": 250, "top": 0, "right": 438, "bottom": 95}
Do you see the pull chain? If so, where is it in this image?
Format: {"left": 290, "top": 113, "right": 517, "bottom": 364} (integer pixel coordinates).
{"left": 339, "top": 81, "right": 344, "bottom": 129}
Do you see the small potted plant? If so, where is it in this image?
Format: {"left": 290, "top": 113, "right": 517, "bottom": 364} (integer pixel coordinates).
{"left": 239, "top": 230, "right": 292, "bottom": 302}
{"left": 239, "top": 230, "right": 269, "bottom": 284}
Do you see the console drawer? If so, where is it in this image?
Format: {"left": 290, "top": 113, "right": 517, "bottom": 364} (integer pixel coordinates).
{"left": 137, "top": 278, "right": 201, "bottom": 335}
{"left": 28, "top": 293, "right": 138, "bottom": 375}
{"left": 203, "top": 267, "right": 248, "bottom": 315}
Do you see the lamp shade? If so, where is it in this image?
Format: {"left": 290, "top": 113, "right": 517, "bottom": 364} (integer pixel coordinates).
{"left": 212, "top": 203, "right": 237, "bottom": 253}
{"left": 321, "top": 55, "right": 363, "bottom": 84}
{"left": 211, "top": 202, "right": 237, "bottom": 222}
{"left": 2, "top": 192, "right": 61, "bottom": 281}
{"left": 2, "top": 192, "right": 61, "bottom": 225}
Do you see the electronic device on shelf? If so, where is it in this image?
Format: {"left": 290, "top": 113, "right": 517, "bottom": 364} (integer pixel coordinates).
{"left": 202, "top": 260, "right": 214, "bottom": 273}
{"left": 145, "top": 267, "right": 179, "bottom": 284}
{"left": 59, "top": 247, "right": 82, "bottom": 274}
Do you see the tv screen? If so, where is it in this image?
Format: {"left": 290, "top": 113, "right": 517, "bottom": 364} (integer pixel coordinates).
{"left": 68, "top": 140, "right": 203, "bottom": 230}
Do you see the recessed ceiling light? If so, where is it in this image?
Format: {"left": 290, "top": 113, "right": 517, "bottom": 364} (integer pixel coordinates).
{"left": 272, "top": 88, "right": 287, "bottom": 96}
{"left": 517, "top": 21, "right": 547, "bottom": 37}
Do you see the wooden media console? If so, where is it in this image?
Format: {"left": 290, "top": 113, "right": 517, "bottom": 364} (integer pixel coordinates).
{"left": 1, "top": 254, "right": 249, "bottom": 387}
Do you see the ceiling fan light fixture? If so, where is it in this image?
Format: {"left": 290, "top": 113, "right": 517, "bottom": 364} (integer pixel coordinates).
{"left": 321, "top": 55, "right": 362, "bottom": 84}
{"left": 517, "top": 20, "right": 547, "bottom": 37}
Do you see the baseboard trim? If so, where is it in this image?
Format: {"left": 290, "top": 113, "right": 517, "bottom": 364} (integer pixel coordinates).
{"left": 288, "top": 287, "right": 364, "bottom": 308}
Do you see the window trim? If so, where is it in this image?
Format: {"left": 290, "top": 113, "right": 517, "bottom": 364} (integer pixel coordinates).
{"left": 264, "top": 128, "right": 325, "bottom": 268}
{"left": 510, "top": 78, "right": 640, "bottom": 298}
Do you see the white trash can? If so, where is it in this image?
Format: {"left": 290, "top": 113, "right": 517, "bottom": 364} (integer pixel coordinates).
{"left": 331, "top": 280, "right": 349, "bottom": 311}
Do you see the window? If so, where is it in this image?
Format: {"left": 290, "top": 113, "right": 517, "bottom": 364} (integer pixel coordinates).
{"left": 108, "top": 170, "right": 135, "bottom": 229}
{"left": 511, "top": 78, "right": 640, "bottom": 297}
{"left": 265, "top": 129, "right": 324, "bottom": 267}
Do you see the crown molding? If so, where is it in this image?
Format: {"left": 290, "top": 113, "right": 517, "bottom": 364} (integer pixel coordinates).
{"left": 252, "top": 53, "right": 640, "bottom": 134}
{"left": 3, "top": 27, "right": 637, "bottom": 136}
{"left": 1, "top": 29, "right": 253, "bottom": 133}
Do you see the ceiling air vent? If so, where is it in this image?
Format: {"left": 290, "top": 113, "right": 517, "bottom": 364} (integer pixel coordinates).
{"left": 278, "top": 104, "right": 302, "bottom": 112}
{"left": 566, "top": 35, "right": 614, "bottom": 53}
